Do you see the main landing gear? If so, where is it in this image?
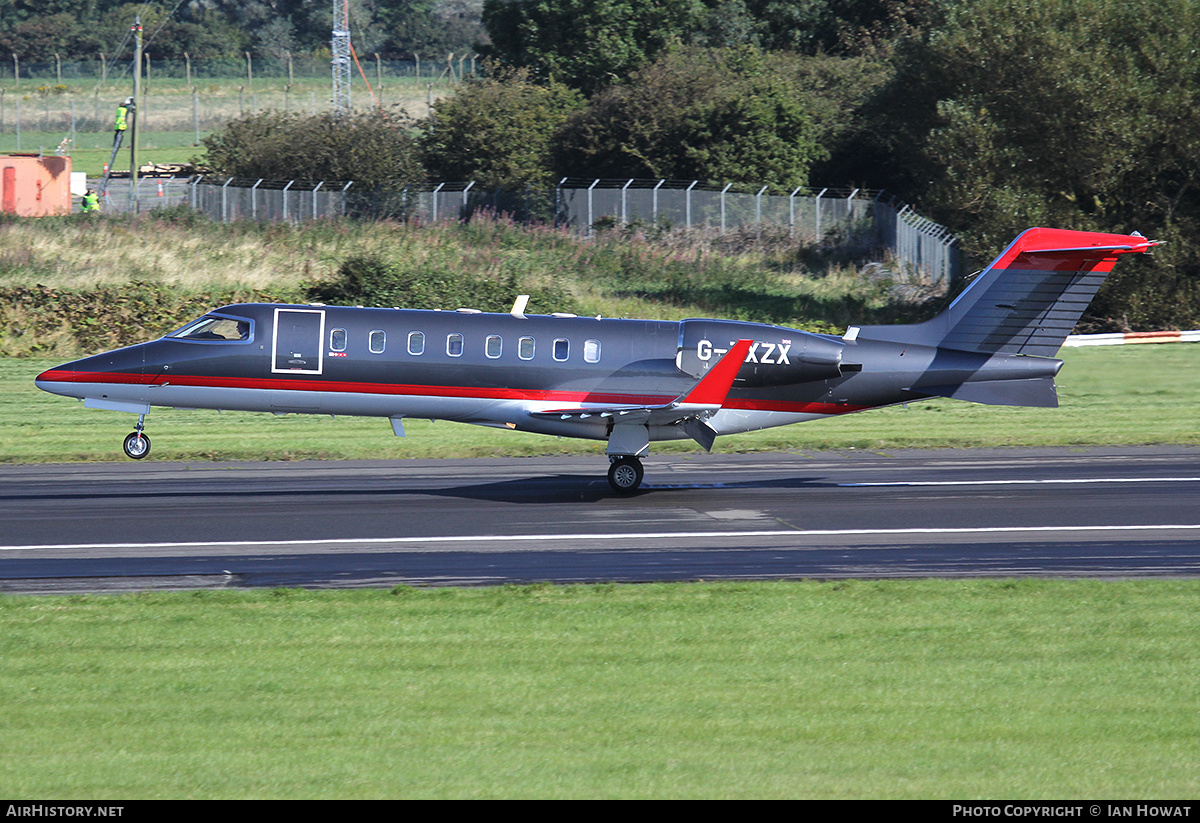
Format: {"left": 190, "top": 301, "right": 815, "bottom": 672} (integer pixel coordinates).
{"left": 122, "top": 414, "right": 151, "bottom": 459}
{"left": 607, "top": 455, "right": 644, "bottom": 494}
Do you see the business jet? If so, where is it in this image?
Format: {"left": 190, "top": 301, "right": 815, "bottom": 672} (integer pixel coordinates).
{"left": 35, "top": 227, "right": 1157, "bottom": 492}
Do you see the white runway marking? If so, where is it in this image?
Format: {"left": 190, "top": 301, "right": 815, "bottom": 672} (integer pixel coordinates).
{"left": 839, "top": 477, "right": 1200, "bottom": 487}
{"left": 4, "top": 524, "right": 1200, "bottom": 552}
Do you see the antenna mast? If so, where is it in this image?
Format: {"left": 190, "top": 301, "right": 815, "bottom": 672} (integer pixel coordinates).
{"left": 331, "top": 0, "right": 351, "bottom": 116}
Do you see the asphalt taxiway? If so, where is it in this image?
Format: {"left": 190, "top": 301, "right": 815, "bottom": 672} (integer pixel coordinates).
{"left": 2, "top": 447, "right": 1198, "bottom": 593}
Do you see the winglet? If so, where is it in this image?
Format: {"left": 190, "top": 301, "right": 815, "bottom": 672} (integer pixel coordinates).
{"left": 681, "top": 339, "right": 752, "bottom": 405}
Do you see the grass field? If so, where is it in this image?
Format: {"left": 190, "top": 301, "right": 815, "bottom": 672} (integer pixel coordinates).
{"left": 2, "top": 580, "right": 1198, "bottom": 798}
{"left": 0, "top": 75, "right": 457, "bottom": 177}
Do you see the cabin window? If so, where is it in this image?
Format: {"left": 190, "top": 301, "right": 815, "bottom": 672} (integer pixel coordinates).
{"left": 330, "top": 328, "right": 347, "bottom": 352}
{"left": 486, "top": 335, "right": 502, "bottom": 359}
{"left": 447, "top": 333, "right": 464, "bottom": 357}
{"left": 584, "top": 339, "right": 601, "bottom": 363}
{"left": 369, "top": 330, "right": 386, "bottom": 354}
{"left": 553, "top": 338, "right": 569, "bottom": 361}
{"left": 519, "top": 336, "right": 535, "bottom": 360}
{"left": 408, "top": 331, "right": 425, "bottom": 356}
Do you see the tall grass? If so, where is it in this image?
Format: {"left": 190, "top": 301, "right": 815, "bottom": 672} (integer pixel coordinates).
{"left": 0, "top": 210, "right": 939, "bottom": 356}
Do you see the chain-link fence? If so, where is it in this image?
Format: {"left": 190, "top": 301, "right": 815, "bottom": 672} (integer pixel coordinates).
{"left": 90, "top": 176, "right": 190, "bottom": 212}
{"left": 182, "top": 177, "right": 962, "bottom": 285}
{"left": 553, "top": 180, "right": 960, "bottom": 284}
{"left": 186, "top": 177, "right": 354, "bottom": 222}
{"left": 0, "top": 56, "right": 472, "bottom": 140}
{"left": 2, "top": 55, "right": 478, "bottom": 86}
{"left": 554, "top": 179, "right": 867, "bottom": 240}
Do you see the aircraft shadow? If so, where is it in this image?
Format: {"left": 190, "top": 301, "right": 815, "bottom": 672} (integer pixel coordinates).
{"left": 0, "top": 473, "right": 834, "bottom": 506}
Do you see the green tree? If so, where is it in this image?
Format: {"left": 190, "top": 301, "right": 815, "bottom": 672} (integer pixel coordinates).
{"left": 377, "top": 0, "right": 486, "bottom": 56}
{"left": 201, "top": 108, "right": 424, "bottom": 191}
{"left": 419, "top": 67, "right": 584, "bottom": 188}
{"left": 0, "top": 13, "right": 93, "bottom": 60}
{"left": 481, "top": 0, "right": 708, "bottom": 94}
{"left": 847, "top": 0, "right": 1200, "bottom": 329}
{"left": 553, "top": 46, "right": 824, "bottom": 189}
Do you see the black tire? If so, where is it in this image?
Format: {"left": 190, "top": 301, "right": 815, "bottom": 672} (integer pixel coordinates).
{"left": 123, "top": 431, "right": 151, "bottom": 459}
{"left": 607, "top": 456, "right": 644, "bottom": 494}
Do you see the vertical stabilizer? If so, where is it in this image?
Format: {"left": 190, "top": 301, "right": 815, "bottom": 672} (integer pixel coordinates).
{"left": 853, "top": 228, "right": 1159, "bottom": 355}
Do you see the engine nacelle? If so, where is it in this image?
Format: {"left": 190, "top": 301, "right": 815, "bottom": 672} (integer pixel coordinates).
{"left": 676, "top": 319, "right": 844, "bottom": 387}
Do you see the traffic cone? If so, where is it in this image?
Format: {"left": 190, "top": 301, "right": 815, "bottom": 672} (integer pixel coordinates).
{"left": 157, "top": 181, "right": 164, "bottom": 197}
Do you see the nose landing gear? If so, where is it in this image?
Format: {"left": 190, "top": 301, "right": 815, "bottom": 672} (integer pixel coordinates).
{"left": 122, "top": 414, "right": 151, "bottom": 459}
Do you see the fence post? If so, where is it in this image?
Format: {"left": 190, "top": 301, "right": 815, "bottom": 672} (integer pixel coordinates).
{"left": 847, "top": 188, "right": 860, "bottom": 245}
{"left": 282, "top": 180, "right": 293, "bottom": 221}
{"left": 755, "top": 185, "right": 767, "bottom": 228}
{"left": 789, "top": 187, "right": 802, "bottom": 238}
{"left": 556, "top": 178, "right": 567, "bottom": 229}
{"left": 685, "top": 180, "right": 697, "bottom": 229}
{"left": 815, "top": 188, "right": 827, "bottom": 239}
{"left": 221, "top": 177, "right": 231, "bottom": 221}
{"left": 341, "top": 181, "right": 352, "bottom": 217}
{"left": 621, "top": 179, "right": 633, "bottom": 225}
{"left": 720, "top": 183, "right": 731, "bottom": 232}
{"left": 431, "top": 182, "right": 444, "bottom": 221}
{"left": 653, "top": 179, "right": 664, "bottom": 224}
{"left": 251, "top": 178, "right": 262, "bottom": 218}
{"left": 462, "top": 180, "right": 475, "bottom": 218}
{"left": 587, "top": 179, "right": 598, "bottom": 235}
{"left": 313, "top": 181, "right": 324, "bottom": 220}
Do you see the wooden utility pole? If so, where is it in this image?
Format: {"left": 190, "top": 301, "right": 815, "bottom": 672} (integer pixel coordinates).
{"left": 130, "top": 17, "right": 142, "bottom": 212}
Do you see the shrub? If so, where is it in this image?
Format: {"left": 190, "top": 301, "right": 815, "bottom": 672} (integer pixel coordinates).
{"left": 200, "top": 109, "right": 424, "bottom": 191}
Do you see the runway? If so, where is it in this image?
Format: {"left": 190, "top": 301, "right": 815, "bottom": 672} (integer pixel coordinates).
{"left": 2, "top": 447, "right": 1199, "bottom": 593}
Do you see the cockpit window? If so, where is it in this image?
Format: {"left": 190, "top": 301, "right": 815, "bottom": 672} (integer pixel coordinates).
{"left": 170, "top": 316, "right": 251, "bottom": 341}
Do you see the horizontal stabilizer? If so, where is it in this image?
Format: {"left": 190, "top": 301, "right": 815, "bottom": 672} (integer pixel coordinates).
{"left": 918, "top": 377, "right": 1059, "bottom": 408}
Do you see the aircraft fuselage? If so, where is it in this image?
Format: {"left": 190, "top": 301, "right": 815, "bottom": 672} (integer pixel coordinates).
{"left": 37, "top": 303, "right": 907, "bottom": 444}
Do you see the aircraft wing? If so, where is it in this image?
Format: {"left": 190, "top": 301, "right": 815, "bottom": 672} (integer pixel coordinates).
{"left": 529, "top": 339, "right": 753, "bottom": 451}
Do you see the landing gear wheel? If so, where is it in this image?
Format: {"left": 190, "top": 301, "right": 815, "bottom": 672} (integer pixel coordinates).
{"left": 123, "top": 431, "right": 151, "bottom": 459}
{"left": 607, "top": 456, "right": 644, "bottom": 494}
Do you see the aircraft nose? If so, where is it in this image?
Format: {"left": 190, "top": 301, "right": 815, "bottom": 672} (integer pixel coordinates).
{"left": 35, "top": 364, "right": 79, "bottom": 395}
{"left": 34, "top": 346, "right": 148, "bottom": 399}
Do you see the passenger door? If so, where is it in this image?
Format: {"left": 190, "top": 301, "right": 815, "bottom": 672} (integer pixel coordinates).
{"left": 272, "top": 307, "right": 325, "bottom": 375}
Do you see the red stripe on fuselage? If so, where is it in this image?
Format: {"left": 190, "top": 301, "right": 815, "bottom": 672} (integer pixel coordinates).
{"left": 39, "top": 369, "right": 872, "bottom": 415}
